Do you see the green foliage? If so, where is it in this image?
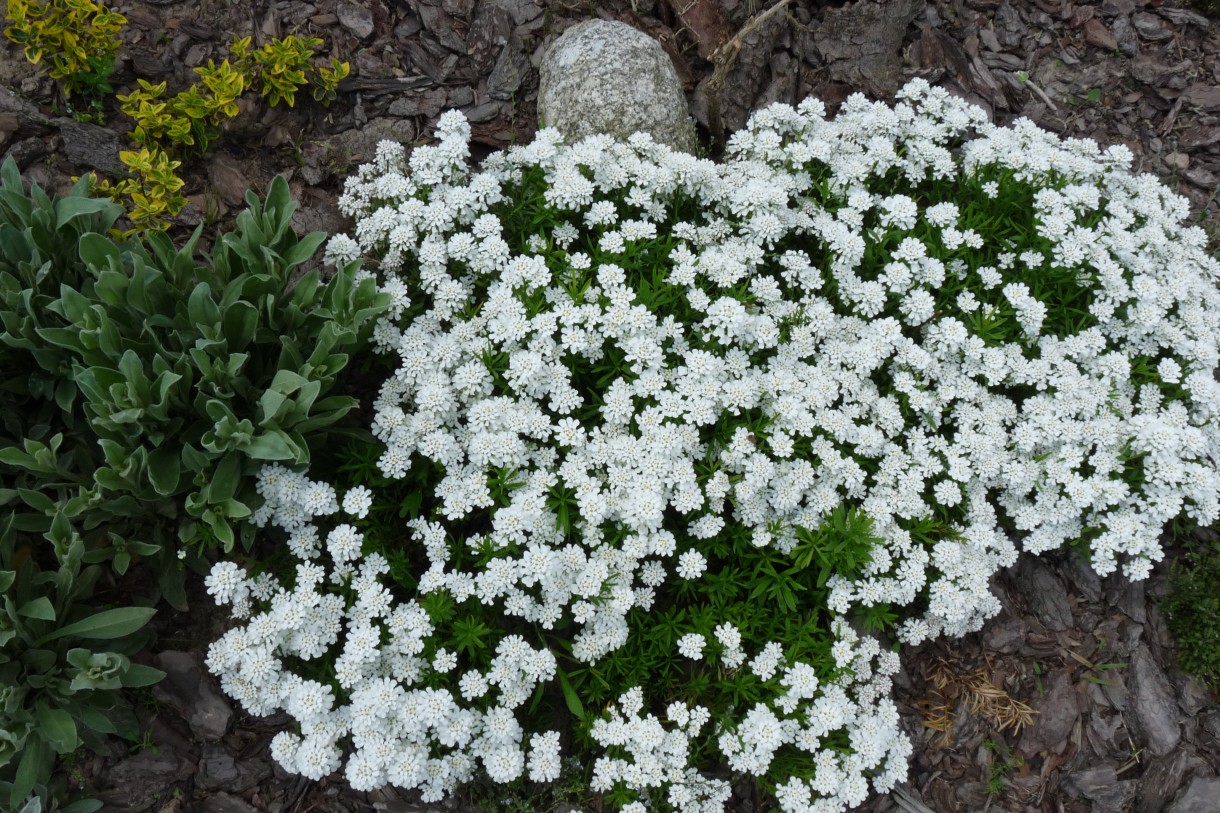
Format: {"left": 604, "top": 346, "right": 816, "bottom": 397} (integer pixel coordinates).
{"left": 0, "top": 513, "right": 161, "bottom": 812}
{"left": 0, "top": 158, "right": 389, "bottom": 576}
{"left": 3, "top": 0, "right": 126, "bottom": 110}
{"left": 103, "top": 36, "right": 350, "bottom": 230}
{"left": 0, "top": 155, "right": 387, "bottom": 810}
{"left": 1162, "top": 531, "right": 1220, "bottom": 691}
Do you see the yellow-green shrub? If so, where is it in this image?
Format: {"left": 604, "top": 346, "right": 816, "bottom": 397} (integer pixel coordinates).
{"left": 107, "top": 36, "right": 349, "bottom": 229}
{"left": 3, "top": 0, "right": 126, "bottom": 103}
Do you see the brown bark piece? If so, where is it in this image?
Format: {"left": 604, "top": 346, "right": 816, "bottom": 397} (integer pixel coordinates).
{"left": 666, "top": 0, "right": 732, "bottom": 61}
{"left": 813, "top": 0, "right": 924, "bottom": 98}
{"left": 1084, "top": 18, "right": 1119, "bottom": 51}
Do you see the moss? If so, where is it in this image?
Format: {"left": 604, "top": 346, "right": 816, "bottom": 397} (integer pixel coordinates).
{"left": 1161, "top": 530, "right": 1220, "bottom": 692}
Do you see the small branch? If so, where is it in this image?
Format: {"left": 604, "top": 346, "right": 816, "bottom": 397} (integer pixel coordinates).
{"left": 703, "top": 0, "right": 793, "bottom": 150}
{"left": 1022, "top": 77, "right": 1059, "bottom": 112}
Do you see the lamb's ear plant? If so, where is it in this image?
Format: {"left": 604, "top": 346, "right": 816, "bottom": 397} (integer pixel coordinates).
{"left": 0, "top": 508, "right": 162, "bottom": 812}
{"left": 204, "top": 85, "right": 1220, "bottom": 813}
{"left": 2, "top": 157, "right": 387, "bottom": 595}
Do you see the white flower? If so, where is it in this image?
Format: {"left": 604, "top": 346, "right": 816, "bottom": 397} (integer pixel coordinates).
{"left": 342, "top": 486, "right": 374, "bottom": 518}
{"left": 676, "top": 633, "right": 706, "bottom": 660}
{"left": 675, "top": 550, "right": 707, "bottom": 580}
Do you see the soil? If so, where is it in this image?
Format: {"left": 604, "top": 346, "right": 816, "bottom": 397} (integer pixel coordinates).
{"left": 4, "top": 1, "right": 1220, "bottom": 812}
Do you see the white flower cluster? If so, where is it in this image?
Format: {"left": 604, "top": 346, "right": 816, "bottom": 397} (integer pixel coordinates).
{"left": 208, "top": 465, "right": 560, "bottom": 800}
{"left": 207, "top": 80, "right": 1220, "bottom": 813}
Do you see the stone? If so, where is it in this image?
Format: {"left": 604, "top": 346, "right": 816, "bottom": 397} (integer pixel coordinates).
{"left": 338, "top": 3, "right": 375, "bottom": 39}
{"left": 1132, "top": 11, "right": 1173, "bottom": 41}
{"left": 323, "top": 118, "right": 414, "bottom": 172}
{"left": 152, "top": 650, "right": 233, "bottom": 742}
{"left": 1183, "top": 160, "right": 1220, "bottom": 185}
{"left": 1166, "top": 776, "right": 1220, "bottom": 813}
{"left": 1128, "top": 645, "right": 1181, "bottom": 757}
{"left": 1018, "top": 670, "right": 1079, "bottom": 755}
{"left": 1063, "top": 765, "right": 1137, "bottom": 812}
{"left": 538, "top": 20, "right": 695, "bottom": 153}
{"left": 1164, "top": 152, "right": 1191, "bottom": 171}
{"left": 206, "top": 155, "right": 253, "bottom": 209}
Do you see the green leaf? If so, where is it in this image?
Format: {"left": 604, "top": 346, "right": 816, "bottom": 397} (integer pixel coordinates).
{"left": 120, "top": 663, "right": 165, "bottom": 688}
{"left": 146, "top": 446, "right": 181, "bottom": 496}
{"left": 76, "top": 705, "right": 118, "bottom": 735}
{"left": 221, "top": 301, "right": 259, "bottom": 350}
{"left": 208, "top": 453, "right": 241, "bottom": 503}
{"left": 17, "top": 597, "right": 55, "bottom": 621}
{"left": 10, "top": 734, "right": 47, "bottom": 810}
{"left": 35, "top": 702, "right": 79, "bottom": 754}
{"left": 79, "top": 231, "right": 121, "bottom": 270}
{"left": 34, "top": 327, "right": 85, "bottom": 351}
{"left": 556, "top": 668, "right": 585, "bottom": 721}
{"left": 16, "top": 488, "right": 54, "bottom": 514}
{"left": 61, "top": 800, "right": 103, "bottom": 813}
{"left": 244, "top": 430, "right": 295, "bottom": 461}
{"left": 187, "top": 282, "right": 221, "bottom": 328}
{"left": 37, "top": 606, "right": 157, "bottom": 644}
{"left": 55, "top": 195, "right": 117, "bottom": 229}
{"left": 17, "top": 795, "right": 43, "bottom": 813}
{"left": 0, "top": 571, "right": 14, "bottom": 592}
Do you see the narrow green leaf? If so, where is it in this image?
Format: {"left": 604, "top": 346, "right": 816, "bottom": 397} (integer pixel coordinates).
{"left": 556, "top": 668, "right": 585, "bottom": 721}
{"left": 37, "top": 606, "right": 156, "bottom": 644}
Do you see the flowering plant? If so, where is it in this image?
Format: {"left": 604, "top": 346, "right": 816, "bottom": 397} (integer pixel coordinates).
{"left": 205, "top": 81, "right": 1220, "bottom": 813}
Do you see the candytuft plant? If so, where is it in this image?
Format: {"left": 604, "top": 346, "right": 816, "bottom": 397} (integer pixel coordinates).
{"left": 204, "top": 83, "right": 1220, "bottom": 813}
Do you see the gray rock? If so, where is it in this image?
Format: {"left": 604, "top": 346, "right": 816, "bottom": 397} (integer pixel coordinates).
{"left": 152, "top": 650, "right": 233, "bottom": 742}
{"left": 60, "top": 121, "right": 125, "bottom": 177}
{"left": 206, "top": 155, "right": 253, "bottom": 209}
{"left": 1063, "top": 765, "right": 1137, "bottom": 812}
{"left": 1016, "top": 557, "right": 1074, "bottom": 631}
{"left": 1166, "top": 776, "right": 1220, "bottom": 813}
{"left": 1128, "top": 645, "right": 1182, "bottom": 757}
{"left": 1018, "top": 670, "right": 1079, "bottom": 754}
{"left": 538, "top": 20, "right": 695, "bottom": 153}
{"left": 1175, "top": 674, "right": 1214, "bottom": 716}
{"left": 337, "top": 3, "right": 375, "bottom": 39}
{"left": 1066, "top": 556, "right": 1103, "bottom": 603}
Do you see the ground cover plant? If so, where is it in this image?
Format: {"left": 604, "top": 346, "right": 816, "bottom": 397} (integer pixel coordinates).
{"left": 205, "top": 82, "right": 1220, "bottom": 813}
